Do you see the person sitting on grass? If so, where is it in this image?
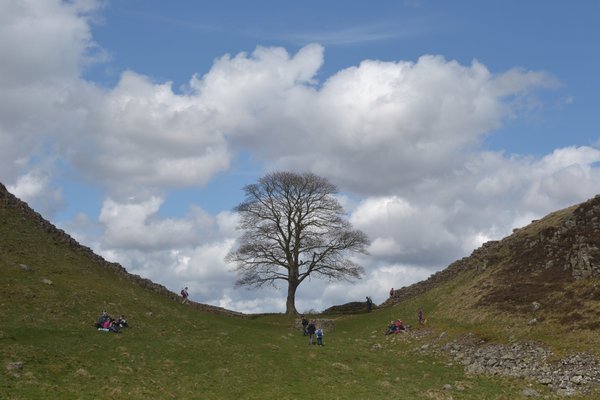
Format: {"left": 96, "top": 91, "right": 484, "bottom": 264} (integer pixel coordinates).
{"left": 96, "top": 317, "right": 111, "bottom": 332}
{"left": 108, "top": 319, "right": 121, "bottom": 333}
{"left": 385, "top": 319, "right": 409, "bottom": 335}
{"left": 115, "top": 315, "right": 128, "bottom": 328}
{"left": 94, "top": 312, "right": 128, "bottom": 333}
{"left": 385, "top": 320, "right": 397, "bottom": 335}
{"left": 395, "top": 319, "right": 406, "bottom": 332}
{"left": 95, "top": 310, "right": 110, "bottom": 328}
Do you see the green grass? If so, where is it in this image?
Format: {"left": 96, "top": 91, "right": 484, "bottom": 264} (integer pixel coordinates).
{"left": 1, "top": 199, "right": 597, "bottom": 399}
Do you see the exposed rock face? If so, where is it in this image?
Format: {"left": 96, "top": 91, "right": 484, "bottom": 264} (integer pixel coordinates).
{"left": 0, "top": 182, "right": 246, "bottom": 319}
{"left": 383, "top": 195, "right": 600, "bottom": 309}
{"left": 509, "top": 196, "right": 600, "bottom": 279}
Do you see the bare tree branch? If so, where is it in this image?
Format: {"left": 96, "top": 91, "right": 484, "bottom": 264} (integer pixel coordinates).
{"left": 225, "top": 171, "right": 370, "bottom": 314}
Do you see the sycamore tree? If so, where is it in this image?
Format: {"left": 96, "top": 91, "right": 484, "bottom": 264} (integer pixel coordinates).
{"left": 226, "top": 171, "right": 370, "bottom": 315}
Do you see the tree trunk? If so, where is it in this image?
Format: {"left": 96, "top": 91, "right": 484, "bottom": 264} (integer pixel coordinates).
{"left": 285, "top": 281, "right": 298, "bottom": 315}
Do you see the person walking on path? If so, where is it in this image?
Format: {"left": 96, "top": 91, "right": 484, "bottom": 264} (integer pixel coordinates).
{"left": 307, "top": 320, "right": 317, "bottom": 345}
{"left": 389, "top": 288, "right": 394, "bottom": 297}
{"left": 366, "top": 296, "right": 373, "bottom": 312}
{"left": 180, "top": 287, "right": 189, "bottom": 304}
{"left": 301, "top": 315, "right": 308, "bottom": 336}
{"left": 316, "top": 327, "right": 324, "bottom": 346}
{"left": 418, "top": 308, "right": 425, "bottom": 326}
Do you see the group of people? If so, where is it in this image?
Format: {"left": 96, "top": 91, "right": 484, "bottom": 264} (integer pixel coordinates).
{"left": 301, "top": 316, "right": 325, "bottom": 346}
{"left": 94, "top": 311, "right": 128, "bottom": 333}
{"left": 384, "top": 308, "right": 426, "bottom": 335}
{"left": 385, "top": 319, "right": 409, "bottom": 335}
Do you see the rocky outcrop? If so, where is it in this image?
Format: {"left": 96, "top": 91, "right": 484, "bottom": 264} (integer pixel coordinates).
{"left": 402, "top": 331, "right": 600, "bottom": 397}
{"left": 442, "top": 338, "right": 600, "bottom": 397}
{"left": 383, "top": 195, "right": 600, "bottom": 309}
{"left": 503, "top": 195, "right": 600, "bottom": 279}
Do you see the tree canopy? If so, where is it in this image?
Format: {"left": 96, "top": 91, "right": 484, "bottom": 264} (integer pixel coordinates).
{"left": 226, "top": 171, "right": 370, "bottom": 315}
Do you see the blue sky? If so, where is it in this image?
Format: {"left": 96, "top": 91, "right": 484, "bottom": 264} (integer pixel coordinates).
{"left": 2, "top": 0, "right": 600, "bottom": 313}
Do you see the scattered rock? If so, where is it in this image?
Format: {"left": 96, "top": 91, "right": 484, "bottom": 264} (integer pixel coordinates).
{"left": 570, "top": 375, "right": 583, "bottom": 384}
{"left": 522, "top": 387, "right": 541, "bottom": 397}
{"left": 6, "top": 362, "right": 24, "bottom": 371}
{"left": 436, "top": 337, "right": 600, "bottom": 396}
{"left": 442, "top": 384, "right": 452, "bottom": 390}
{"left": 556, "top": 387, "right": 577, "bottom": 397}
{"left": 42, "top": 278, "right": 53, "bottom": 285}
{"left": 331, "top": 362, "right": 352, "bottom": 371}
{"left": 527, "top": 318, "right": 538, "bottom": 326}
{"left": 19, "top": 263, "right": 33, "bottom": 272}
{"left": 531, "top": 301, "right": 541, "bottom": 311}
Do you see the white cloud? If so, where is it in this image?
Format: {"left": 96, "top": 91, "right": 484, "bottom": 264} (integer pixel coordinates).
{"left": 4, "top": 1, "right": 600, "bottom": 314}
{"left": 7, "top": 168, "right": 63, "bottom": 217}
{"left": 187, "top": 52, "right": 556, "bottom": 195}
{"left": 0, "top": 0, "right": 100, "bottom": 87}
{"left": 71, "top": 71, "right": 231, "bottom": 196}
{"left": 0, "top": 0, "right": 102, "bottom": 184}
{"left": 522, "top": 147, "right": 600, "bottom": 210}
{"left": 98, "top": 197, "right": 201, "bottom": 250}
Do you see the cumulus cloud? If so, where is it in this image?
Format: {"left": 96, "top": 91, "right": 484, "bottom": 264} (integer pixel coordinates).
{"left": 0, "top": 0, "right": 101, "bottom": 87}
{"left": 74, "top": 195, "right": 240, "bottom": 307}
{"left": 70, "top": 71, "right": 231, "bottom": 197}
{"left": 3, "top": 1, "right": 600, "bottom": 313}
{"left": 97, "top": 197, "right": 242, "bottom": 252}
{"left": 7, "top": 167, "right": 64, "bottom": 217}
{"left": 346, "top": 146, "right": 600, "bottom": 272}
{"left": 179, "top": 49, "right": 558, "bottom": 198}
{"left": 0, "top": 0, "right": 102, "bottom": 186}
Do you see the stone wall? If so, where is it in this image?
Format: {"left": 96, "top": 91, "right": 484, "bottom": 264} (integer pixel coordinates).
{"left": 0, "top": 183, "right": 247, "bottom": 319}
{"left": 383, "top": 195, "right": 600, "bottom": 308}
{"left": 292, "top": 318, "right": 335, "bottom": 332}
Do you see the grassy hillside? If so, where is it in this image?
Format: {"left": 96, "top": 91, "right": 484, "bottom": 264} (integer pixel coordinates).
{"left": 384, "top": 197, "right": 600, "bottom": 355}
{"left": 1, "top": 187, "right": 599, "bottom": 399}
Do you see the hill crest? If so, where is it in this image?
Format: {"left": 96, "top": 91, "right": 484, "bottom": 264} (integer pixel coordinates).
{"left": 3, "top": 181, "right": 600, "bottom": 321}
{"left": 384, "top": 194, "right": 600, "bottom": 328}
{"left": 0, "top": 182, "right": 246, "bottom": 318}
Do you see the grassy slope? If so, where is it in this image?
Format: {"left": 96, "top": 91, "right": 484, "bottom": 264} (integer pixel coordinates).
{"left": 0, "top": 200, "right": 595, "bottom": 399}
{"left": 422, "top": 201, "right": 600, "bottom": 356}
